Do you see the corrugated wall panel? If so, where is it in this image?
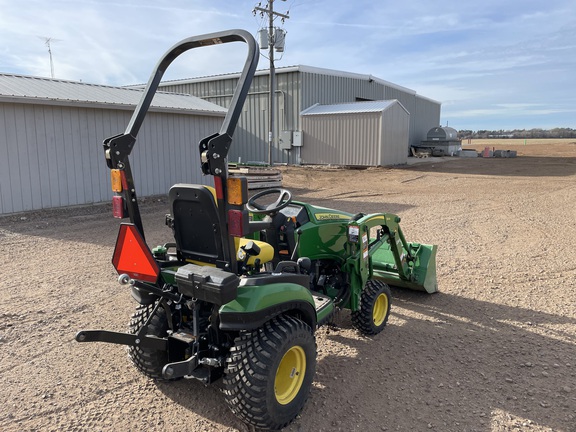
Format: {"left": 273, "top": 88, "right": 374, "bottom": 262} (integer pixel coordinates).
{"left": 380, "top": 104, "right": 410, "bottom": 165}
{"left": 161, "top": 71, "right": 304, "bottom": 165}
{"left": 300, "top": 72, "right": 422, "bottom": 151}
{"left": 0, "top": 102, "right": 222, "bottom": 215}
{"left": 301, "top": 72, "right": 387, "bottom": 109}
{"left": 385, "top": 87, "right": 416, "bottom": 149}
{"left": 301, "top": 112, "right": 382, "bottom": 166}
{"left": 413, "top": 96, "right": 442, "bottom": 144}
{"left": 160, "top": 70, "right": 440, "bottom": 165}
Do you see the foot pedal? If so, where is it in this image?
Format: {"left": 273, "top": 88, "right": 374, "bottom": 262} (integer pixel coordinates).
{"left": 312, "top": 294, "right": 332, "bottom": 312}
{"left": 312, "top": 293, "right": 334, "bottom": 327}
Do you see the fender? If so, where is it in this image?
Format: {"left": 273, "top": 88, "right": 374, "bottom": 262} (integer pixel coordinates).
{"left": 219, "top": 276, "right": 316, "bottom": 331}
{"left": 130, "top": 286, "right": 159, "bottom": 305}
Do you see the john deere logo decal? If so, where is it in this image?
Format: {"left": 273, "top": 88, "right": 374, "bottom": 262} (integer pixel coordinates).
{"left": 315, "top": 213, "right": 350, "bottom": 221}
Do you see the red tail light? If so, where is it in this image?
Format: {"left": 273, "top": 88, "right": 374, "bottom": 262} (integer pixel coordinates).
{"left": 112, "top": 223, "right": 159, "bottom": 283}
{"left": 228, "top": 209, "right": 248, "bottom": 237}
{"left": 112, "top": 195, "right": 126, "bottom": 218}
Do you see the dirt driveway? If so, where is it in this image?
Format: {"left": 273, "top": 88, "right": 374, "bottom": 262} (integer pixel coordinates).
{"left": 1, "top": 142, "right": 575, "bottom": 431}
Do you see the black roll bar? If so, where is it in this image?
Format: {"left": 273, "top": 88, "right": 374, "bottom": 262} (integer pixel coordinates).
{"left": 125, "top": 29, "right": 258, "bottom": 140}
{"left": 103, "top": 29, "right": 259, "bottom": 249}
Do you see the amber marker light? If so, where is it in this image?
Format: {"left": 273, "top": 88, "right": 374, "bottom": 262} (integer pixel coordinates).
{"left": 111, "top": 169, "right": 123, "bottom": 192}
{"left": 227, "top": 177, "right": 245, "bottom": 205}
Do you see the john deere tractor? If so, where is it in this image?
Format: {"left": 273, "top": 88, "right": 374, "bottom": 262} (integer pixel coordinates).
{"left": 76, "top": 29, "right": 438, "bottom": 430}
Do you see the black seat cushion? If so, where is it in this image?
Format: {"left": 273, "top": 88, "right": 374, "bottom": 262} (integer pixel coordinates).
{"left": 169, "top": 184, "right": 223, "bottom": 264}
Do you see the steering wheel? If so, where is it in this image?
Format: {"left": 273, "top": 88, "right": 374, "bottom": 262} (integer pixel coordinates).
{"left": 246, "top": 188, "right": 292, "bottom": 214}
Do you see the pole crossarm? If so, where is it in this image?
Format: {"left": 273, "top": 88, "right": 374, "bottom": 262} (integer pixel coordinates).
{"left": 254, "top": 6, "right": 289, "bottom": 19}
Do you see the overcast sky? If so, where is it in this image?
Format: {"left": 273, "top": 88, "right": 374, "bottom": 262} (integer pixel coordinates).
{"left": 1, "top": 0, "right": 575, "bottom": 131}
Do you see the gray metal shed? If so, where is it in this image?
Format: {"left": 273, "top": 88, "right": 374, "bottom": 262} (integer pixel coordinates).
{"left": 0, "top": 74, "right": 226, "bottom": 215}
{"left": 155, "top": 65, "right": 440, "bottom": 165}
{"left": 300, "top": 100, "right": 409, "bottom": 167}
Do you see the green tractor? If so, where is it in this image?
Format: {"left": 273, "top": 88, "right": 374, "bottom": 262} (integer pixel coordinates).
{"left": 76, "top": 29, "right": 438, "bottom": 430}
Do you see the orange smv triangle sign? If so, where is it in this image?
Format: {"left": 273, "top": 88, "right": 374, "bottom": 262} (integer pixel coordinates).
{"left": 112, "top": 223, "right": 159, "bottom": 283}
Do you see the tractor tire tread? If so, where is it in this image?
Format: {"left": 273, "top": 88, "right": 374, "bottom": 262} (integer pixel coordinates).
{"left": 127, "top": 303, "right": 169, "bottom": 380}
{"left": 223, "top": 315, "right": 316, "bottom": 430}
{"left": 351, "top": 279, "right": 391, "bottom": 336}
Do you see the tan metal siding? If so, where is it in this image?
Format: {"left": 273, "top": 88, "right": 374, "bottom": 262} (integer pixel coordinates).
{"left": 0, "top": 102, "right": 222, "bottom": 214}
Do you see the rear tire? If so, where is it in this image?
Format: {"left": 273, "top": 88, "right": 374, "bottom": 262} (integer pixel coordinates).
{"left": 351, "top": 280, "right": 392, "bottom": 335}
{"left": 223, "top": 315, "right": 316, "bottom": 430}
{"left": 127, "top": 303, "right": 170, "bottom": 380}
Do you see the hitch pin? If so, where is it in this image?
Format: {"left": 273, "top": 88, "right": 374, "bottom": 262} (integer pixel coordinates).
{"left": 118, "top": 274, "right": 134, "bottom": 286}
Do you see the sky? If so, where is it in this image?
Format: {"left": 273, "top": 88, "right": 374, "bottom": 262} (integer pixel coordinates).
{"left": 0, "top": 0, "right": 575, "bottom": 131}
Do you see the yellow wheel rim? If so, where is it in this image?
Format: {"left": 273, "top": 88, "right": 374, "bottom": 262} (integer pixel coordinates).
{"left": 373, "top": 293, "right": 388, "bottom": 327}
{"left": 274, "top": 346, "right": 306, "bottom": 405}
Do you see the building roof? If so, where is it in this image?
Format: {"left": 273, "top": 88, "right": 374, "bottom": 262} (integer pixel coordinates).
{"left": 149, "top": 65, "right": 441, "bottom": 105}
{"left": 301, "top": 100, "right": 409, "bottom": 116}
{"left": 0, "top": 73, "right": 227, "bottom": 116}
{"left": 151, "top": 64, "right": 422, "bottom": 96}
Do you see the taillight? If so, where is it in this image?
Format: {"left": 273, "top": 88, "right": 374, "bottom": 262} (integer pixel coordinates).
{"left": 112, "top": 195, "right": 126, "bottom": 218}
{"left": 228, "top": 209, "right": 249, "bottom": 237}
{"left": 110, "top": 169, "right": 128, "bottom": 218}
{"left": 111, "top": 223, "right": 159, "bottom": 283}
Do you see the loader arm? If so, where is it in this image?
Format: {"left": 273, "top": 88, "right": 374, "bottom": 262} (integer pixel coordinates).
{"left": 343, "top": 213, "right": 438, "bottom": 303}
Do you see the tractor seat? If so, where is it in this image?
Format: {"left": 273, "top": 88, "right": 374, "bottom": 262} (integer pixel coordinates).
{"left": 169, "top": 184, "right": 223, "bottom": 265}
{"left": 169, "top": 183, "right": 273, "bottom": 268}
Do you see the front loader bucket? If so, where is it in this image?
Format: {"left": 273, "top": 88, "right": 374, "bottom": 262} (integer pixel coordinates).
{"left": 371, "top": 243, "right": 438, "bottom": 293}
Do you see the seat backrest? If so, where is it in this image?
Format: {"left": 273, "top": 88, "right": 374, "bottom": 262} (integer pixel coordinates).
{"left": 169, "top": 184, "right": 224, "bottom": 265}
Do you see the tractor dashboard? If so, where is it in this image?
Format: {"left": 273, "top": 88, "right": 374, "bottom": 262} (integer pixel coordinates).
{"left": 278, "top": 203, "right": 310, "bottom": 226}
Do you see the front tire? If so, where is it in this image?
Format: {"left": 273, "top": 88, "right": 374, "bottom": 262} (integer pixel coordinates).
{"left": 351, "top": 280, "right": 392, "bottom": 335}
{"left": 223, "top": 315, "right": 316, "bottom": 430}
{"left": 127, "top": 303, "right": 170, "bottom": 379}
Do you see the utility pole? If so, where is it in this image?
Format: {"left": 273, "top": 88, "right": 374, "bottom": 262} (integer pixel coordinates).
{"left": 254, "top": 1, "right": 289, "bottom": 166}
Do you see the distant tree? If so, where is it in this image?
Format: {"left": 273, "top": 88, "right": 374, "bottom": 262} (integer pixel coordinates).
{"left": 458, "top": 128, "right": 575, "bottom": 139}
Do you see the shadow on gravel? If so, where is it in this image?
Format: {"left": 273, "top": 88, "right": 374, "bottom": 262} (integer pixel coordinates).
{"left": 154, "top": 379, "right": 249, "bottom": 431}
{"left": 306, "top": 289, "right": 575, "bottom": 432}
{"left": 403, "top": 156, "right": 576, "bottom": 177}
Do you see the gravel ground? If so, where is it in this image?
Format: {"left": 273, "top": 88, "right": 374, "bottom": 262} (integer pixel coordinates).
{"left": 0, "top": 142, "right": 574, "bottom": 431}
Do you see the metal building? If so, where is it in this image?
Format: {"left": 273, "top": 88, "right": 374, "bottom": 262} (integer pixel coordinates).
{"left": 156, "top": 65, "right": 441, "bottom": 165}
{"left": 0, "top": 74, "right": 226, "bottom": 215}
{"left": 300, "top": 100, "right": 409, "bottom": 166}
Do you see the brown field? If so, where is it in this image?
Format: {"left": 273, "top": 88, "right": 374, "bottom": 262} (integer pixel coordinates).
{"left": 0, "top": 141, "right": 575, "bottom": 431}
{"left": 465, "top": 137, "right": 576, "bottom": 149}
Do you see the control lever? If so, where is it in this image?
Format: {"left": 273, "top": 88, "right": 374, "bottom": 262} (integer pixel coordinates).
{"left": 290, "top": 229, "right": 303, "bottom": 261}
